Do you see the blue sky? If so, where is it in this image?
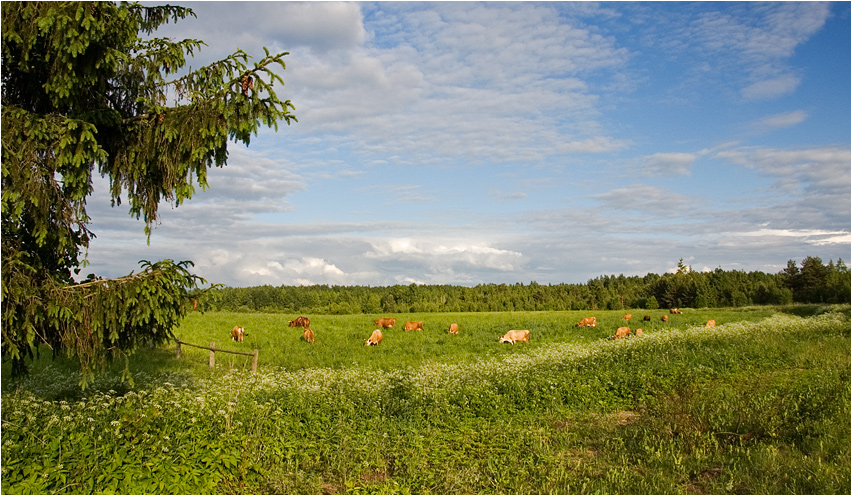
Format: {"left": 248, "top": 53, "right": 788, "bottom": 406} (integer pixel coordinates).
{"left": 84, "top": 1, "right": 851, "bottom": 287}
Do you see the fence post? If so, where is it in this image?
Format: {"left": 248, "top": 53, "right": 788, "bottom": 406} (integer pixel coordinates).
{"left": 209, "top": 342, "right": 215, "bottom": 368}
{"left": 251, "top": 349, "right": 259, "bottom": 373}
{"left": 176, "top": 338, "right": 182, "bottom": 358}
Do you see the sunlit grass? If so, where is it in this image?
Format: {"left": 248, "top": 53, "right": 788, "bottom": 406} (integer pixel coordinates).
{"left": 2, "top": 307, "right": 848, "bottom": 494}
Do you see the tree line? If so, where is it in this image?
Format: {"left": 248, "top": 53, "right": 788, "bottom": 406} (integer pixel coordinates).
{"left": 196, "top": 257, "right": 850, "bottom": 314}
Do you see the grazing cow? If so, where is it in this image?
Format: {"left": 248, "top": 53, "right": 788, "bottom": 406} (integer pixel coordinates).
{"left": 615, "top": 327, "right": 630, "bottom": 339}
{"left": 635, "top": 329, "right": 644, "bottom": 337}
{"left": 289, "top": 316, "right": 310, "bottom": 328}
{"left": 576, "top": 317, "right": 597, "bottom": 328}
{"left": 302, "top": 327, "right": 315, "bottom": 344}
{"left": 499, "top": 329, "right": 530, "bottom": 344}
{"left": 622, "top": 314, "right": 632, "bottom": 321}
{"left": 447, "top": 323, "right": 459, "bottom": 334}
{"left": 365, "top": 329, "right": 383, "bottom": 346}
{"left": 705, "top": 320, "right": 716, "bottom": 328}
{"left": 231, "top": 325, "right": 245, "bottom": 342}
{"left": 643, "top": 315, "right": 651, "bottom": 321}
{"left": 404, "top": 321, "right": 424, "bottom": 331}
{"left": 661, "top": 315, "right": 669, "bottom": 322}
{"left": 670, "top": 308, "right": 682, "bottom": 314}
{"left": 374, "top": 318, "right": 396, "bottom": 328}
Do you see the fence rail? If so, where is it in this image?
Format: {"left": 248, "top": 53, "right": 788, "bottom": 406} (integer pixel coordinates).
{"left": 175, "top": 338, "right": 258, "bottom": 373}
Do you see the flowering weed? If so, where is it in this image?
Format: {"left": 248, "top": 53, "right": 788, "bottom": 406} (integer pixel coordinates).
{"left": 2, "top": 308, "right": 848, "bottom": 493}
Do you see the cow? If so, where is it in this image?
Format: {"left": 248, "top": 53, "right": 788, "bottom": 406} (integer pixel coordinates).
{"left": 661, "top": 315, "right": 669, "bottom": 322}
{"left": 615, "top": 327, "right": 630, "bottom": 339}
{"left": 705, "top": 320, "right": 716, "bottom": 328}
{"left": 289, "top": 316, "right": 310, "bottom": 328}
{"left": 622, "top": 314, "right": 632, "bottom": 321}
{"left": 634, "top": 329, "right": 644, "bottom": 337}
{"left": 302, "top": 327, "right": 315, "bottom": 344}
{"left": 447, "top": 323, "right": 459, "bottom": 334}
{"left": 365, "top": 329, "right": 383, "bottom": 346}
{"left": 576, "top": 317, "right": 597, "bottom": 328}
{"left": 374, "top": 318, "right": 396, "bottom": 328}
{"left": 670, "top": 308, "right": 682, "bottom": 314}
{"left": 643, "top": 315, "right": 651, "bottom": 321}
{"left": 231, "top": 325, "right": 245, "bottom": 342}
{"left": 404, "top": 321, "right": 424, "bottom": 331}
{"left": 499, "top": 329, "right": 530, "bottom": 344}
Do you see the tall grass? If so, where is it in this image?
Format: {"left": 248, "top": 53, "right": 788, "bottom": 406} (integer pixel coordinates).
{"left": 2, "top": 308, "right": 848, "bottom": 494}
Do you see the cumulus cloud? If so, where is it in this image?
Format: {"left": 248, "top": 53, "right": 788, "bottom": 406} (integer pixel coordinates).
{"left": 365, "top": 238, "right": 526, "bottom": 273}
{"left": 147, "top": 1, "right": 367, "bottom": 56}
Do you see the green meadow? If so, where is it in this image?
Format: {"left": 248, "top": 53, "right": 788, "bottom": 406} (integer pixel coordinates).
{"left": 2, "top": 306, "right": 849, "bottom": 494}
{"left": 170, "top": 308, "right": 774, "bottom": 371}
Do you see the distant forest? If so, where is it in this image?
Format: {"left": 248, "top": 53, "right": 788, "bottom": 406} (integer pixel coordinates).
{"left": 195, "top": 256, "right": 850, "bottom": 314}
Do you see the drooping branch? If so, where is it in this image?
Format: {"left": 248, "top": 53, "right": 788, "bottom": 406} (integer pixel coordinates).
{"left": 1, "top": 1, "right": 296, "bottom": 385}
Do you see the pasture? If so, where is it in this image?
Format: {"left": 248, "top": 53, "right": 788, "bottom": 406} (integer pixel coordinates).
{"left": 2, "top": 306, "right": 849, "bottom": 494}
{"left": 168, "top": 308, "right": 774, "bottom": 372}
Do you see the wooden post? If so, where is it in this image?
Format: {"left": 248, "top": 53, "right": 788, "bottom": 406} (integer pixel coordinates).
{"left": 176, "top": 338, "right": 181, "bottom": 358}
{"left": 209, "top": 342, "right": 215, "bottom": 368}
{"left": 251, "top": 349, "right": 259, "bottom": 373}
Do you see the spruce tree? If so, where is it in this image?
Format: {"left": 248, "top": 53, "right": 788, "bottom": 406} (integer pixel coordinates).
{"left": 1, "top": 1, "right": 296, "bottom": 384}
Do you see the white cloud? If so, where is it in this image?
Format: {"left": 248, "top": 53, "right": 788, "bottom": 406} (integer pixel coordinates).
{"left": 147, "top": 1, "right": 368, "bottom": 56}
{"left": 753, "top": 110, "right": 808, "bottom": 130}
{"left": 740, "top": 74, "right": 801, "bottom": 100}
{"left": 639, "top": 153, "right": 696, "bottom": 176}
{"left": 365, "top": 238, "right": 526, "bottom": 273}
{"left": 715, "top": 146, "right": 851, "bottom": 200}
{"left": 591, "top": 184, "right": 696, "bottom": 218}
{"left": 662, "top": 2, "right": 830, "bottom": 101}
{"left": 75, "top": 3, "right": 848, "bottom": 289}
{"left": 737, "top": 228, "right": 851, "bottom": 246}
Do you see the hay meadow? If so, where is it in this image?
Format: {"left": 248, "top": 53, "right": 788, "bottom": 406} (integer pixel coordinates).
{"left": 2, "top": 306, "right": 849, "bottom": 494}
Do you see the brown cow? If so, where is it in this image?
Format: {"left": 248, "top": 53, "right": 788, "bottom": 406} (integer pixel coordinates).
{"left": 634, "top": 329, "right": 644, "bottom": 337}
{"left": 365, "top": 329, "right": 383, "bottom": 346}
{"left": 705, "top": 320, "right": 716, "bottom": 328}
{"left": 374, "top": 318, "right": 396, "bottom": 328}
{"left": 615, "top": 327, "right": 630, "bottom": 339}
{"left": 622, "top": 314, "right": 632, "bottom": 321}
{"left": 576, "top": 317, "right": 597, "bottom": 327}
{"left": 661, "top": 315, "right": 669, "bottom": 322}
{"left": 404, "top": 321, "right": 424, "bottom": 331}
{"left": 499, "top": 329, "right": 530, "bottom": 344}
{"left": 289, "top": 316, "right": 310, "bottom": 328}
{"left": 447, "top": 323, "right": 459, "bottom": 334}
{"left": 231, "top": 325, "right": 245, "bottom": 342}
{"left": 643, "top": 315, "right": 651, "bottom": 321}
{"left": 302, "top": 328, "right": 315, "bottom": 344}
{"left": 670, "top": 308, "right": 682, "bottom": 314}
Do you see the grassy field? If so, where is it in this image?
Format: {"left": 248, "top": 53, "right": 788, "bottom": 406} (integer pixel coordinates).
{"left": 169, "top": 307, "right": 776, "bottom": 371}
{"left": 2, "top": 306, "right": 849, "bottom": 494}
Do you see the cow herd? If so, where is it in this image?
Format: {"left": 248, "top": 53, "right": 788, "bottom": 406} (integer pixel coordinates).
{"left": 229, "top": 309, "right": 718, "bottom": 347}
{"left": 597, "top": 309, "right": 715, "bottom": 340}
{"left": 229, "top": 316, "right": 462, "bottom": 347}
{"left": 366, "top": 318, "right": 459, "bottom": 346}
